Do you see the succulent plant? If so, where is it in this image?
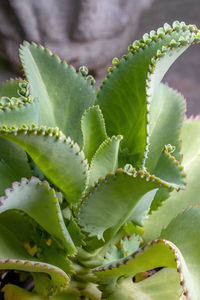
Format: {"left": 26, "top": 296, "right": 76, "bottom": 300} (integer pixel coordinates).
{"left": 0, "top": 20, "right": 200, "bottom": 300}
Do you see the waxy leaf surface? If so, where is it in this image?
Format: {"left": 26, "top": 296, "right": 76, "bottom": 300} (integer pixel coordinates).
{"left": 20, "top": 42, "right": 96, "bottom": 145}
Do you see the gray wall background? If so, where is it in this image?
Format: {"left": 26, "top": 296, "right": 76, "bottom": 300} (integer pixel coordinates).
{"left": 0, "top": 0, "right": 199, "bottom": 116}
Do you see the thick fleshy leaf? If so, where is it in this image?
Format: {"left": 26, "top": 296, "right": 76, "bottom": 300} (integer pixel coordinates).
{"left": 0, "top": 80, "right": 39, "bottom": 127}
{"left": 143, "top": 84, "right": 186, "bottom": 212}
{"left": 65, "top": 217, "right": 85, "bottom": 247}
{"left": 20, "top": 42, "right": 96, "bottom": 145}
{"left": 0, "top": 138, "right": 31, "bottom": 195}
{"left": 94, "top": 239, "right": 179, "bottom": 299}
{"left": 0, "top": 79, "right": 22, "bottom": 98}
{"left": 0, "top": 210, "right": 33, "bottom": 242}
{"left": 95, "top": 207, "right": 200, "bottom": 300}
{"left": 160, "top": 207, "right": 200, "bottom": 300}
{"left": 106, "top": 268, "right": 182, "bottom": 300}
{"left": 181, "top": 117, "right": 200, "bottom": 166}
{"left": 81, "top": 105, "right": 107, "bottom": 163}
{"left": 120, "top": 235, "right": 140, "bottom": 257}
{"left": 78, "top": 169, "right": 173, "bottom": 242}
{"left": 0, "top": 210, "right": 73, "bottom": 275}
{"left": 150, "top": 187, "right": 170, "bottom": 212}
{"left": 103, "top": 235, "right": 140, "bottom": 265}
{"left": 0, "top": 125, "right": 88, "bottom": 204}
{"left": 103, "top": 245, "right": 123, "bottom": 265}
{"left": 132, "top": 268, "right": 184, "bottom": 300}
{"left": 145, "top": 84, "right": 185, "bottom": 170}
{"left": 0, "top": 177, "right": 76, "bottom": 255}
{"left": 51, "top": 289, "right": 80, "bottom": 300}
{"left": 95, "top": 207, "right": 200, "bottom": 299}
{"left": 0, "top": 224, "right": 69, "bottom": 293}
{"left": 0, "top": 100, "right": 39, "bottom": 127}
{"left": 96, "top": 22, "right": 200, "bottom": 168}
{"left": 150, "top": 149, "right": 186, "bottom": 190}
{"left": 3, "top": 284, "right": 44, "bottom": 300}
{"left": 89, "top": 135, "right": 122, "bottom": 185}
{"left": 143, "top": 118, "right": 200, "bottom": 242}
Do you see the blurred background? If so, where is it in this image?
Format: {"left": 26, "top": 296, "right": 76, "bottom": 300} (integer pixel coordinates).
{"left": 0, "top": 0, "right": 200, "bottom": 116}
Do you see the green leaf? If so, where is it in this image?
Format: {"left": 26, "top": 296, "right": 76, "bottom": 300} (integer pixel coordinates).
{"left": 105, "top": 268, "right": 182, "bottom": 300}
{"left": 0, "top": 210, "right": 73, "bottom": 275}
{"left": 3, "top": 284, "right": 44, "bottom": 300}
{"left": 103, "top": 234, "right": 140, "bottom": 265}
{"left": 142, "top": 118, "right": 200, "bottom": 242}
{"left": 161, "top": 207, "right": 200, "bottom": 299}
{"left": 89, "top": 135, "right": 122, "bottom": 185}
{"left": 78, "top": 169, "right": 170, "bottom": 242}
{"left": 0, "top": 210, "right": 34, "bottom": 242}
{"left": 81, "top": 105, "right": 107, "bottom": 163}
{"left": 103, "top": 245, "right": 123, "bottom": 265}
{"left": 0, "top": 100, "right": 39, "bottom": 127}
{"left": 181, "top": 117, "right": 200, "bottom": 166}
{"left": 145, "top": 83, "right": 185, "bottom": 170}
{"left": 96, "top": 23, "right": 199, "bottom": 168}
{"left": 51, "top": 289, "right": 80, "bottom": 300}
{"left": 150, "top": 187, "right": 170, "bottom": 212}
{"left": 0, "top": 224, "right": 69, "bottom": 293}
{"left": 3, "top": 285, "right": 80, "bottom": 300}
{"left": 94, "top": 240, "right": 178, "bottom": 287}
{"left": 0, "top": 138, "right": 31, "bottom": 195}
{"left": 95, "top": 207, "right": 200, "bottom": 299}
{"left": 0, "top": 125, "right": 88, "bottom": 204}
{"left": 0, "top": 79, "right": 22, "bottom": 98}
{"left": 0, "top": 177, "right": 76, "bottom": 255}
{"left": 66, "top": 217, "right": 85, "bottom": 247}
{"left": 150, "top": 149, "right": 186, "bottom": 190}
{"left": 120, "top": 235, "right": 140, "bottom": 257}
{"left": 37, "top": 241, "right": 73, "bottom": 275}
{"left": 0, "top": 80, "right": 39, "bottom": 127}
{"left": 20, "top": 42, "right": 96, "bottom": 145}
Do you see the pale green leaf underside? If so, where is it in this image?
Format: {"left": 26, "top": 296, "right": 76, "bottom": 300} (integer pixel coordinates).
{"left": 0, "top": 126, "right": 88, "bottom": 204}
{"left": 145, "top": 83, "right": 185, "bottom": 170}
{"left": 181, "top": 118, "right": 200, "bottom": 166}
{"left": 89, "top": 135, "right": 122, "bottom": 185}
{"left": 0, "top": 177, "right": 75, "bottom": 255}
{"left": 107, "top": 268, "right": 182, "bottom": 300}
{"left": 94, "top": 240, "right": 177, "bottom": 282}
{"left": 95, "top": 208, "right": 200, "bottom": 299}
{"left": 0, "top": 224, "right": 69, "bottom": 293}
{"left": 20, "top": 42, "right": 96, "bottom": 146}
{"left": 81, "top": 105, "right": 107, "bottom": 163}
{"left": 161, "top": 207, "right": 200, "bottom": 300}
{"left": 96, "top": 25, "right": 198, "bottom": 168}
{"left": 143, "top": 118, "right": 200, "bottom": 242}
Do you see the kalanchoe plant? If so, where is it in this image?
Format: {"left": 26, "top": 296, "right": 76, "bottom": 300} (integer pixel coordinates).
{"left": 0, "top": 20, "right": 200, "bottom": 299}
